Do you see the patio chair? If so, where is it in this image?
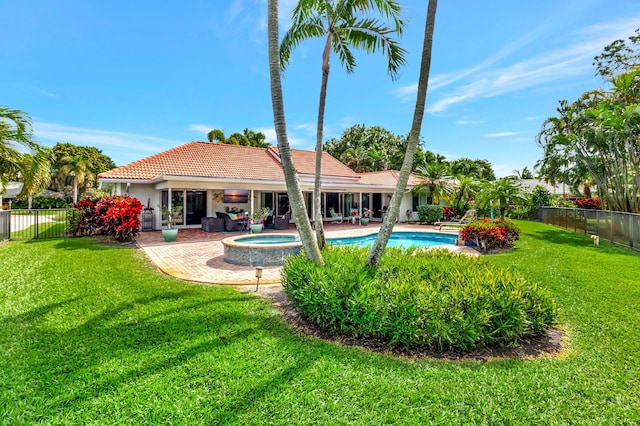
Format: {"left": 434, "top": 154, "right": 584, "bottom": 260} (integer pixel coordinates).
{"left": 434, "top": 209, "right": 476, "bottom": 231}
{"left": 329, "top": 207, "right": 343, "bottom": 224}
{"left": 216, "top": 211, "right": 244, "bottom": 232}
{"left": 273, "top": 211, "right": 291, "bottom": 230}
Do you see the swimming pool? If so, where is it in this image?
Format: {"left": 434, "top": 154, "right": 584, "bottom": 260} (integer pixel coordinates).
{"left": 328, "top": 232, "right": 457, "bottom": 248}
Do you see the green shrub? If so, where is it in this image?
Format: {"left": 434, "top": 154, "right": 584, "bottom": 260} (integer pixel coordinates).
{"left": 416, "top": 205, "right": 443, "bottom": 224}
{"left": 282, "top": 246, "right": 556, "bottom": 350}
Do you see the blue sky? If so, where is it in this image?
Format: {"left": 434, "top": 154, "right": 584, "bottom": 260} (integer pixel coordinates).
{"left": 2, "top": 0, "right": 639, "bottom": 177}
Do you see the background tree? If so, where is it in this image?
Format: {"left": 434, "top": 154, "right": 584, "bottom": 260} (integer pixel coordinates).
{"left": 511, "top": 166, "right": 534, "bottom": 180}
{"left": 59, "top": 155, "right": 94, "bottom": 204}
{"left": 367, "top": 0, "right": 438, "bottom": 266}
{"left": 206, "top": 128, "right": 270, "bottom": 147}
{"left": 449, "top": 157, "right": 496, "bottom": 181}
{"left": 324, "top": 124, "right": 440, "bottom": 172}
{"left": 268, "top": 0, "right": 323, "bottom": 263}
{"left": 281, "top": 0, "right": 406, "bottom": 248}
{"left": 451, "top": 174, "right": 479, "bottom": 212}
{"left": 51, "top": 143, "right": 115, "bottom": 190}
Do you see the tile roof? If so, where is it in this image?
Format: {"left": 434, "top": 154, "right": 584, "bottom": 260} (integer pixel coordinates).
{"left": 99, "top": 142, "right": 360, "bottom": 182}
{"left": 358, "top": 170, "right": 420, "bottom": 187}
{"left": 268, "top": 147, "right": 359, "bottom": 178}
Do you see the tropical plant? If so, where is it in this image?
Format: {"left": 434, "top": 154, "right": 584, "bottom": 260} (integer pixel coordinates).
{"left": 280, "top": 0, "right": 407, "bottom": 249}
{"left": 366, "top": 0, "right": 438, "bottom": 267}
{"left": 160, "top": 204, "right": 183, "bottom": 229}
{"left": 536, "top": 30, "right": 640, "bottom": 213}
{"left": 17, "top": 148, "right": 53, "bottom": 209}
{"left": 459, "top": 219, "right": 521, "bottom": 252}
{"left": 249, "top": 207, "right": 270, "bottom": 222}
{"left": 268, "top": 0, "right": 323, "bottom": 264}
{"left": 411, "top": 162, "right": 454, "bottom": 204}
{"left": 0, "top": 106, "right": 41, "bottom": 195}
{"left": 476, "top": 178, "right": 529, "bottom": 220}
{"left": 530, "top": 185, "right": 553, "bottom": 207}
{"left": 59, "top": 155, "right": 94, "bottom": 204}
{"left": 451, "top": 174, "right": 479, "bottom": 212}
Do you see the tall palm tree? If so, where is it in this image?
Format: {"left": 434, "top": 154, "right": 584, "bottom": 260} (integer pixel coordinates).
{"left": 18, "top": 148, "right": 52, "bottom": 209}
{"left": 268, "top": 0, "right": 323, "bottom": 264}
{"left": 59, "top": 155, "right": 93, "bottom": 204}
{"left": 280, "top": 0, "right": 407, "bottom": 248}
{"left": 367, "top": 0, "right": 438, "bottom": 266}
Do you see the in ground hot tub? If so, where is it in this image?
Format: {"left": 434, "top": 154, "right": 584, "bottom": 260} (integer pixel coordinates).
{"left": 221, "top": 233, "right": 302, "bottom": 266}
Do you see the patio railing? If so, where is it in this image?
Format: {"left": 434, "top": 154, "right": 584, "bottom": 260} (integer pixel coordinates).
{"left": 540, "top": 207, "right": 640, "bottom": 251}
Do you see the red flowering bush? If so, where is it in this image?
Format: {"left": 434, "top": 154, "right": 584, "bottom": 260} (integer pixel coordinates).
{"left": 572, "top": 198, "right": 604, "bottom": 210}
{"left": 442, "top": 207, "right": 458, "bottom": 220}
{"left": 459, "top": 219, "right": 520, "bottom": 253}
{"left": 70, "top": 195, "right": 143, "bottom": 241}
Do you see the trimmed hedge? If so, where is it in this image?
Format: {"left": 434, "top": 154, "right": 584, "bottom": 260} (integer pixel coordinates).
{"left": 417, "top": 205, "right": 443, "bottom": 224}
{"left": 282, "top": 246, "right": 556, "bottom": 350}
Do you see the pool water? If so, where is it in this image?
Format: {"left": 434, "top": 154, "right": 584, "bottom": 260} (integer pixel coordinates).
{"left": 328, "top": 232, "right": 457, "bottom": 248}
{"left": 234, "top": 235, "right": 299, "bottom": 245}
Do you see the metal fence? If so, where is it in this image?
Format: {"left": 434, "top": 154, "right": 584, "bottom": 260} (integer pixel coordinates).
{"left": 540, "top": 207, "right": 640, "bottom": 251}
{"left": 0, "top": 211, "right": 9, "bottom": 242}
{"left": 4, "top": 209, "right": 75, "bottom": 240}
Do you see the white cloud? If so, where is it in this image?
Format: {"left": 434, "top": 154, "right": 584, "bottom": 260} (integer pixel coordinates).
{"left": 418, "top": 16, "right": 640, "bottom": 113}
{"left": 33, "top": 122, "right": 182, "bottom": 154}
{"left": 485, "top": 131, "right": 521, "bottom": 138}
{"left": 188, "top": 124, "right": 216, "bottom": 134}
{"left": 456, "top": 119, "right": 482, "bottom": 126}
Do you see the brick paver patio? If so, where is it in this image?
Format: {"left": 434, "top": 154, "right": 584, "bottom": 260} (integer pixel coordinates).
{"left": 135, "top": 222, "right": 467, "bottom": 286}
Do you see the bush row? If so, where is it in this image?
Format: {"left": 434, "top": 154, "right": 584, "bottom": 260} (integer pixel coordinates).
{"left": 68, "top": 196, "right": 143, "bottom": 242}
{"left": 282, "top": 246, "right": 556, "bottom": 351}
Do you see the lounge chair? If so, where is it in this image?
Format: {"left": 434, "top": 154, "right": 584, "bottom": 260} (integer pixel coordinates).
{"left": 329, "top": 207, "right": 343, "bottom": 224}
{"left": 216, "top": 211, "right": 245, "bottom": 232}
{"left": 273, "top": 211, "right": 291, "bottom": 230}
{"left": 434, "top": 209, "right": 476, "bottom": 231}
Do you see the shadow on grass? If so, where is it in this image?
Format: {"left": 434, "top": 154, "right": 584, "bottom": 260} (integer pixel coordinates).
{"left": 1, "top": 287, "right": 323, "bottom": 423}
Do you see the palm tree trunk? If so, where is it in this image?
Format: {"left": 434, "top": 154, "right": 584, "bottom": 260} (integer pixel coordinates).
{"left": 367, "top": 0, "right": 438, "bottom": 267}
{"left": 268, "top": 0, "right": 323, "bottom": 264}
{"left": 313, "top": 32, "right": 333, "bottom": 249}
{"left": 73, "top": 177, "right": 78, "bottom": 204}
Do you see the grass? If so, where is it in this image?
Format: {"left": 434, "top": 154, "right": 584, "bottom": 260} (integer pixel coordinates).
{"left": 1, "top": 221, "right": 639, "bottom": 424}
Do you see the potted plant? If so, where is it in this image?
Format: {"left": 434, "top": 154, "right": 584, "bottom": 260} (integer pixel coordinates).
{"left": 249, "top": 207, "right": 270, "bottom": 233}
{"left": 160, "top": 203, "right": 183, "bottom": 242}
{"left": 360, "top": 208, "right": 374, "bottom": 226}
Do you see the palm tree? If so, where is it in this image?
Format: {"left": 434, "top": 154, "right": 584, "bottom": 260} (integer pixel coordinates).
{"left": 451, "top": 174, "right": 479, "bottom": 212}
{"left": 367, "top": 0, "right": 438, "bottom": 266}
{"left": 412, "top": 162, "right": 454, "bottom": 204}
{"left": 268, "top": 0, "right": 323, "bottom": 264}
{"left": 476, "top": 178, "right": 529, "bottom": 220}
{"left": 59, "top": 155, "right": 94, "bottom": 204}
{"left": 18, "top": 148, "right": 52, "bottom": 209}
{"left": 280, "top": 0, "right": 407, "bottom": 248}
{"left": 0, "top": 106, "right": 40, "bottom": 195}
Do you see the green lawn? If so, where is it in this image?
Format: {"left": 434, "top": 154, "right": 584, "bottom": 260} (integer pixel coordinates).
{"left": 1, "top": 221, "right": 639, "bottom": 424}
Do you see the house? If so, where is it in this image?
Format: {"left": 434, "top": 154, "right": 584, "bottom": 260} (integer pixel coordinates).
{"left": 0, "top": 182, "right": 24, "bottom": 210}
{"left": 97, "top": 142, "right": 418, "bottom": 230}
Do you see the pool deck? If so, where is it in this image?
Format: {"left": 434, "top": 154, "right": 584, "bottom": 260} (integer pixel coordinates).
{"left": 134, "top": 222, "right": 474, "bottom": 286}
